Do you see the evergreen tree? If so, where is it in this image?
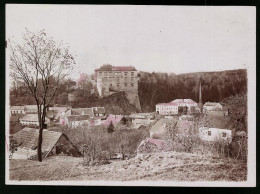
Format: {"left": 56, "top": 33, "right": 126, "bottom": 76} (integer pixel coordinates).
{"left": 107, "top": 121, "right": 114, "bottom": 134}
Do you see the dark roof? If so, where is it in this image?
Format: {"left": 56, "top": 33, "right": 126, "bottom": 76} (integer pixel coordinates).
{"left": 71, "top": 108, "right": 94, "bottom": 117}
{"left": 13, "top": 128, "right": 63, "bottom": 157}
{"left": 10, "top": 116, "right": 19, "bottom": 122}
{"left": 95, "top": 65, "right": 137, "bottom": 71}
{"left": 66, "top": 115, "right": 90, "bottom": 122}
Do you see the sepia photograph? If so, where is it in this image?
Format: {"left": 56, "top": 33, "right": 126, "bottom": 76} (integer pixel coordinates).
{"left": 5, "top": 4, "right": 256, "bottom": 186}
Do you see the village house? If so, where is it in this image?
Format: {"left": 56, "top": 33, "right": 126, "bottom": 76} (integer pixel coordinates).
{"left": 203, "top": 102, "right": 223, "bottom": 112}
{"left": 156, "top": 99, "right": 199, "bottom": 115}
{"left": 92, "top": 107, "right": 106, "bottom": 118}
{"left": 65, "top": 115, "right": 90, "bottom": 128}
{"left": 11, "top": 127, "right": 82, "bottom": 160}
{"left": 129, "top": 113, "right": 156, "bottom": 129}
{"left": 24, "top": 105, "right": 42, "bottom": 114}
{"left": 20, "top": 114, "right": 50, "bottom": 127}
{"left": 71, "top": 108, "right": 94, "bottom": 118}
{"left": 10, "top": 106, "right": 25, "bottom": 115}
{"left": 199, "top": 127, "right": 232, "bottom": 142}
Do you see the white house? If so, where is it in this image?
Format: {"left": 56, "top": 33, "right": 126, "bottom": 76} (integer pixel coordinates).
{"left": 203, "top": 102, "right": 223, "bottom": 111}
{"left": 20, "top": 114, "right": 50, "bottom": 126}
{"left": 199, "top": 127, "right": 232, "bottom": 142}
{"left": 10, "top": 106, "right": 25, "bottom": 115}
{"left": 156, "top": 99, "right": 199, "bottom": 115}
{"left": 65, "top": 115, "right": 90, "bottom": 128}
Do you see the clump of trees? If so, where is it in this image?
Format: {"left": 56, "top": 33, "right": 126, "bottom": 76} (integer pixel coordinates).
{"left": 61, "top": 124, "right": 149, "bottom": 166}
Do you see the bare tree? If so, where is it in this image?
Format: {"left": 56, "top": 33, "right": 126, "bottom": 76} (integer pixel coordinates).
{"left": 8, "top": 29, "right": 75, "bottom": 162}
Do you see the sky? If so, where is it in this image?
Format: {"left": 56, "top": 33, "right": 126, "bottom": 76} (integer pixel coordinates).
{"left": 6, "top": 5, "right": 256, "bottom": 77}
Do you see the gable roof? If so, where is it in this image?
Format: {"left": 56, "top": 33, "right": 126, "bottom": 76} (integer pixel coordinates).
{"left": 95, "top": 65, "right": 137, "bottom": 71}
{"left": 20, "top": 114, "right": 50, "bottom": 122}
{"left": 204, "top": 102, "right": 221, "bottom": 107}
{"left": 150, "top": 119, "right": 170, "bottom": 132}
{"left": 12, "top": 128, "right": 63, "bottom": 158}
{"left": 10, "top": 106, "right": 24, "bottom": 110}
{"left": 157, "top": 99, "right": 197, "bottom": 106}
{"left": 66, "top": 115, "right": 90, "bottom": 122}
{"left": 71, "top": 108, "right": 94, "bottom": 117}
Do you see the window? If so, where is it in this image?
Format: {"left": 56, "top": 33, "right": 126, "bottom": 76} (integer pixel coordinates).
{"left": 222, "top": 132, "right": 226, "bottom": 137}
{"left": 131, "top": 72, "right": 134, "bottom": 76}
{"left": 99, "top": 72, "right": 102, "bottom": 76}
{"left": 124, "top": 83, "right": 127, "bottom": 87}
{"left": 124, "top": 72, "right": 128, "bottom": 76}
{"left": 117, "top": 83, "right": 120, "bottom": 87}
{"left": 208, "top": 131, "right": 211, "bottom": 136}
{"left": 131, "top": 78, "right": 134, "bottom": 81}
{"left": 117, "top": 78, "right": 120, "bottom": 81}
{"left": 124, "top": 77, "right": 127, "bottom": 81}
{"left": 131, "top": 83, "right": 134, "bottom": 87}
{"left": 104, "top": 72, "right": 108, "bottom": 76}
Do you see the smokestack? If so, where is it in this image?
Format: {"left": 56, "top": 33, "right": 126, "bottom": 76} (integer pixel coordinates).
{"left": 199, "top": 79, "right": 203, "bottom": 113}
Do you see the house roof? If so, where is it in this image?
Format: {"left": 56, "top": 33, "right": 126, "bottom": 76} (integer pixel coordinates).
{"left": 204, "top": 102, "right": 221, "bottom": 107}
{"left": 10, "top": 106, "right": 24, "bottom": 110}
{"left": 24, "top": 105, "right": 38, "bottom": 110}
{"left": 129, "top": 113, "right": 155, "bottom": 119}
{"left": 95, "top": 65, "right": 137, "bottom": 71}
{"left": 92, "top": 107, "right": 106, "bottom": 114}
{"left": 20, "top": 114, "right": 50, "bottom": 122}
{"left": 66, "top": 115, "right": 90, "bottom": 122}
{"left": 150, "top": 119, "right": 171, "bottom": 132}
{"left": 10, "top": 116, "right": 19, "bottom": 122}
{"left": 71, "top": 108, "right": 94, "bottom": 117}
{"left": 157, "top": 99, "right": 197, "bottom": 106}
{"left": 102, "top": 114, "right": 125, "bottom": 126}
{"left": 172, "top": 99, "right": 197, "bottom": 104}
{"left": 12, "top": 128, "right": 63, "bottom": 158}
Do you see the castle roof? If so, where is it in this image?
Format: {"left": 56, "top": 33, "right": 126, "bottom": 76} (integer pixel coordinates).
{"left": 95, "top": 65, "right": 137, "bottom": 71}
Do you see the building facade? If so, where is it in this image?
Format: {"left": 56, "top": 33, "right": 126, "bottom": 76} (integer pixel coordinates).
{"left": 203, "top": 102, "right": 223, "bottom": 111}
{"left": 94, "top": 64, "right": 138, "bottom": 96}
{"left": 156, "top": 99, "right": 199, "bottom": 115}
{"left": 199, "top": 127, "right": 232, "bottom": 142}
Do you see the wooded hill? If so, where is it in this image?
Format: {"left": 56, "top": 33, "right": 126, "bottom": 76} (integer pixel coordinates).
{"left": 10, "top": 69, "right": 247, "bottom": 114}
{"left": 138, "top": 69, "right": 247, "bottom": 112}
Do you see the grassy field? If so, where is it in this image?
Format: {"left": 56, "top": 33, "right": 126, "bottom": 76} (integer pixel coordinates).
{"left": 9, "top": 151, "right": 247, "bottom": 182}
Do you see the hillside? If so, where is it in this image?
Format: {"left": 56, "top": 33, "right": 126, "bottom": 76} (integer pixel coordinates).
{"left": 10, "top": 69, "right": 247, "bottom": 113}
{"left": 138, "top": 69, "right": 247, "bottom": 112}
{"left": 9, "top": 151, "right": 247, "bottom": 181}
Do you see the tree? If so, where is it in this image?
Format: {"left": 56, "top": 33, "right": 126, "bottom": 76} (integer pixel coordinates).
{"left": 8, "top": 29, "right": 75, "bottom": 162}
{"left": 107, "top": 121, "right": 114, "bottom": 134}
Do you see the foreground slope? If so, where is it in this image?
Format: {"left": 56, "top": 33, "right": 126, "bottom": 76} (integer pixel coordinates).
{"left": 9, "top": 151, "right": 246, "bottom": 181}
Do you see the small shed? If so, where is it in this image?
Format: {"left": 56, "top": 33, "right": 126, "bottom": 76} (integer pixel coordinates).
{"left": 11, "top": 127, "right": 82, "bottom": 160}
